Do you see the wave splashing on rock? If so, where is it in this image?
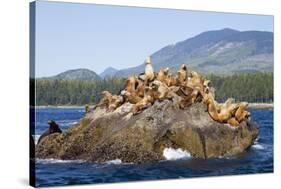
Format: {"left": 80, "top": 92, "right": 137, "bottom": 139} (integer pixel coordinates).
{"left": 163, "top": 148, "right": 191, "bottom": 160}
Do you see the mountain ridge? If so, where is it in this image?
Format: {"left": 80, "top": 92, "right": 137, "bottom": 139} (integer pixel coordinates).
{"left": 39, "top": 28, "right": 273, "bottom": 80}
{"left": 99, "top": 67, "right": 118, "bottom": 79}
{"left": 40, "top": 68, "right": 101, "bottom": 81}
{"left": 114, "top": 28, "right": 273, "bottom": 77}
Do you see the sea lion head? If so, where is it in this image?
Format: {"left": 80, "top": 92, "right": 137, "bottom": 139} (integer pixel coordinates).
{"left": 145, "top": 56, "right": 151, "bottom": 65}
{"left": 152, "top": 80, "right": 162, "bottom": 86}
{"left": 181, "top": 64, "right": 187, "bottom": 71}
{"left": 164, "top": 67, "right": 169, "bottom": 74}
{"left": 101, "top": 91, "right": 111, "bottom": 97}
{"left": 245, "top": 111, "right": 251, "bottom": 119}
{"left": 190, "top": 71, "right": 199, "bottom": 78}
{"left": 47, "top": 120, "right": 62, "bottom": 133}
{"left": 48, "top": 120, "right": 56, "bottom": 125}
{"left": 240, "top": 102, "right": 249, "bottom": 108}
{"left": 151, "top": 81, "right": 160, "bottom": 90}
{"left": 203, "top": 80, "right": 211, "bottom": 88}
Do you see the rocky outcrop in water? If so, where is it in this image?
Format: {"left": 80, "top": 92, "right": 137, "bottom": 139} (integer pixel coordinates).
{"left": 36, "top": 100, "right": 258, "bottom": 163}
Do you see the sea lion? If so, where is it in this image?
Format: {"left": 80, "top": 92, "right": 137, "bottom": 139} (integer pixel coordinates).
{"left": 227, "top": 117, "right": 240, "bottom": 127}
{"left": 218, "top": 102, "right": 239, "bottom": 123}
{"left": 203, "top": 92, "right": 242, "bottom": 126}
{"left": 176, "top": 64, "right": 187, "bottom": 85}
{"left": 235, "top": 102, "right": 250, "bottom": 122}
{"left": 85, "top": 104, "right": 90, "bottom": 114}
{"left": 132, "top": 94, "right": 154, "bottom": 115}
{"left": 151, "top": 80, "right": 174, "bottom": 100}
{"left": 121, "top": 90, "right": 142, "bottom": 104}
{"left": 203, "top": 91, "right": 220, "bottom": 121}
{"left": 156, "top": 68, "right": 169, "bottom": 83}
{"left": 202, "top": 79, "right": 211, "bottom": 94}
{"left": 135, "top": 79, "right": 145, "bottom": 98}
{"left": 190, "top": 71, "right": 202, "bottom": 88}
{"left": 217, "top": 98, "right": 235, "bottom": 112}
{"left": 124, "top": 76, "right": 138, "bottom": 93}
{"left": 138, "top": 57, "right": 155, "bottom": 85}
{"left": 179, "top": 85, "right": 203, "bottom": 109}
{"left": 144, "top": 56, "right": 154, "bottom": 81}
{"left": 97, "top": 91, "right": 113, "bottom": 108}
{"left": 108, "top": 95, "right": 124, "bottom": 111}
{"left": 166, "top": 73, "right": 177, "bottom": 87}
{"left": 37, "top": 120, "right": 62, "bottom": 145}
{"left": 138, "top": 56, "right": 155, "bottom": 84}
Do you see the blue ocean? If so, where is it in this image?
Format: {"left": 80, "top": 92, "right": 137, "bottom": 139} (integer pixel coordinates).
{"left": 34, "top": 108, "right": 273, "bottom": 187}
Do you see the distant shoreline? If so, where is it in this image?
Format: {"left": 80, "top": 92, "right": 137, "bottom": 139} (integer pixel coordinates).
{"left": 248, "top": 103, "right": 273, "bottom": 109}
{"left": 34, "top": 103, "right": 273, "bottom": 109}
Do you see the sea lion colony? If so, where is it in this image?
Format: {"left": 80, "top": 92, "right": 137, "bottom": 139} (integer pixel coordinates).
{"left": 94, "top": 57, "right": 250, "bottom": 127}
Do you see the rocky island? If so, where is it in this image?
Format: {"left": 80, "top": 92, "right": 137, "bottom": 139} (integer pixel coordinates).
{"left": 36, "top": 58, "right": 258, "bottom": 163}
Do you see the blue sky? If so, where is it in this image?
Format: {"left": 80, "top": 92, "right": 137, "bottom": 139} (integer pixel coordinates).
{"left": 35, "top": 1, "right": 273, "bottom": 77}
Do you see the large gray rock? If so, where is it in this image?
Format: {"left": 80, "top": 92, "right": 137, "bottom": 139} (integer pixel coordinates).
{"left": 36, "top": 100, "right": 258, "bottom": 163}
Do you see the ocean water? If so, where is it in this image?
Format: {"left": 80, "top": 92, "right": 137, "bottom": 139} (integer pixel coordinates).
{"left": 33, "top": 108, "right": 273, "bottom": 187}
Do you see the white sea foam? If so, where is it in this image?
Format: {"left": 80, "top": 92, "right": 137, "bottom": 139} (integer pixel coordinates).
{"left": 163, "top": 147, "right": 191, "bottom": 160}
{"left": 36, "top": 158, "right": 86, "bottom": 164}
{"left": 34, "top": 135, "right": 40, "bottom": 145}
{"left": 252, "top": 143, "right": 265, "bottom": 150}
{"left": 105, "top": 159, "right": 122, "bottom": 165}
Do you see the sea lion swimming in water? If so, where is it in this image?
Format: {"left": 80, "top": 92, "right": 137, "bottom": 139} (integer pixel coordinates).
{"left": 37, "top": 120, "right": 62, "bottom": 145}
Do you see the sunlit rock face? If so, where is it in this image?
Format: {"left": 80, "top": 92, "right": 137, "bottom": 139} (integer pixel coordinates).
{"left": 36, "top": 100, "right": 258, "bottom": 163}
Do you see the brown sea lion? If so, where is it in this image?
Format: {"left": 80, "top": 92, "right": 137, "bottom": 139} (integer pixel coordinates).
{"left": 203, "top": 92, "right": 220, "bottom": 122}
{"left": 227, "top": 117, "right": 240, "bottom": 127}
{"left": 37, "top": 120, "right": 62, "bottom": 145}
{"left": 156, "top": 68, "right": 169, "bottom": 83}
{"left": 190, "top": 71, "right": 202, "bottom": 88}
{"left": 108, "top": 95, "right": 124, "bottom": 111}
{"left": 235, "top": 102, "right": 250, "bottom": 122}
{"left": 121, "top": 90, "right": 142, "bottom": 104}
{"left": 97, "top": 91, "right": 113, "bottom": 108}
{"left": 218, "top": 102, "right": 239, "bottom": 123}
{"left": 135, "top": 79, "right": 145, "bottom": 98}
{"left": 132, "top": 95, "right": 154, "bottom": 115}
{"left": 151, "top": 80, "right": 174, "bottom": 100}
{"left": 176, "top": 64, "right": 187, "bottom": 85}
{"left": 179, "top": 89, "right": 200, "bottom": 109}
{"left": 124, "top": 76, "right": 138, "bottom": 93}
{"left": 166, "top": 73, "right": 177, "bottom": 87}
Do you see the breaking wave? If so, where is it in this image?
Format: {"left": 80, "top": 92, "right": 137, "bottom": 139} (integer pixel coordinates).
{"left": 163, "top": 147, "right": 191, "bottom": 160}
{"left": 105, "top": 159, "right": 122, "bottom": 165}
{"left": 36, "top": 158, "right": 86, "bottom": 164}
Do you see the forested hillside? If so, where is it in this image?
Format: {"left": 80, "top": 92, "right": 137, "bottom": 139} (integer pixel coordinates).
{"left": 114, "top": 29, "right": 273, "bottom": 77}
{"left": 35, "top": 72, "right": 273, "bottom": 106}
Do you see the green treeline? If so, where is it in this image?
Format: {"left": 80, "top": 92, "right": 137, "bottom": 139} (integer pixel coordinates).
{"left": 36, "top": 78, "right": 126, "bottom": 106}
{"left": 206, "top": 72, "right": 273, "bottom": 103}
{"left": 35, "top": 72, "right": 273, "bottom": 106}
